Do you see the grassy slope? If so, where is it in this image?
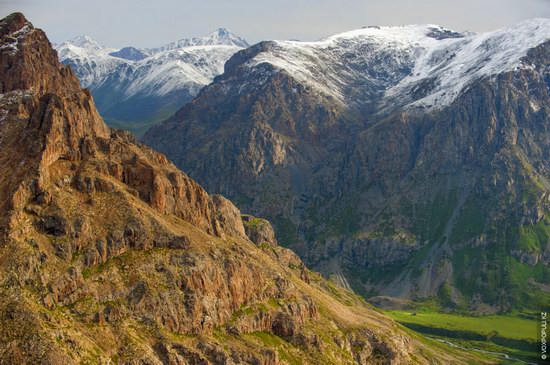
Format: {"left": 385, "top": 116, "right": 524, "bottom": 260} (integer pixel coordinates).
{"left": 385, "top": 311, "right": 537, "bottom": 341}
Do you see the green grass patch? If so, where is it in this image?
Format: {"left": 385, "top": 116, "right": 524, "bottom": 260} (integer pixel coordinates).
{"left": 329, "top": 205, "right": 361, "bottom": 236}
{"left": 412, "top": 188, "right": 458, "bottom": 243}
{"left": 385, "top": 310, "right": 540, "bottom": 361}
{"left": 385, "top": 311, "right": 537, "bottom": 341}
{"left": 273, "top": 216, "right": 299, "bottom": 247}
{"left": 241, "top": 215, "right": 265, "bottom": 229}
{"left": 448, "top": 197, "right": 486, "bottom": 245}
{"left": 518, "top": 217, "right": 550, "bottom": 254}
{"left": 245, "top": 332, "right": 303, "bottom": 365}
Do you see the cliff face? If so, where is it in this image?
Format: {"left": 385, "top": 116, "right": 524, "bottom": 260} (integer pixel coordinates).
{"left": 0, "top": 13, "right": 475, "bottom": 364}
{"left": 143, "top": 22, "right": 550, "bottom": 311}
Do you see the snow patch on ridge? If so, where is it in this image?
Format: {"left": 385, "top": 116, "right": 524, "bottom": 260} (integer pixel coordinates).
{"left": 148, "top": 28, "right": 249, "bottom": 54}
{"left": 389, "top": 18, "right": 550, "bottom": 109}
{"left": 123, "top": 45, "right": 242, "bottom": 97}
{"left": 0, "top": 24, "right": 33, "bottom": 55}
{"left": 244, "top": 19, "right": 550, "bottom": 109}
{"left": 248, "top": 25, "right": 453, "bottom": 104}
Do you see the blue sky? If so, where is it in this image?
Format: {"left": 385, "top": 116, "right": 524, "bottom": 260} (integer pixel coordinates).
{"left": 1, "top": 0, "right": 549, "bottom": 48}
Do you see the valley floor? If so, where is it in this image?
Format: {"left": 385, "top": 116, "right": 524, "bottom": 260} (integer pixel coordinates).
{"left": 384, "top": 310, "right": 541, "bottom": 363}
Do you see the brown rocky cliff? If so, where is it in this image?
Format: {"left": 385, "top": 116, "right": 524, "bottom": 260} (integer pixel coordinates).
{"left": 0, "top": 13, "right": 82, "bottom": 95}
{"left": 0, "top": 13, "right": 244, "bottom": 240}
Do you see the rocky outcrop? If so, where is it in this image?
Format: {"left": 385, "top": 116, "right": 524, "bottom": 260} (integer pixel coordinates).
{"left": 242, "top": 215, "right": 278, "bottom": 247}
{"left": 0, "top": 13, "right": 471, "bottom": 365}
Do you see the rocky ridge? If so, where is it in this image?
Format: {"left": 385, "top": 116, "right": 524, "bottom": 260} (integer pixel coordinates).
{"left": 0, "top": 13, "right": 477, "bottom": 364}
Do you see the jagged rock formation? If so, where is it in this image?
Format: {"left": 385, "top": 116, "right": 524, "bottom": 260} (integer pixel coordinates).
{"left": 0, "top": 13, "right": 480, "bottom": 364}
{"left": 143, "top": 20, "right": 550, "bottom": 312}
{"left": 55, "top": 30, "right": 248, "bottom": 136}
{"left": 243, "top": 215, "right": 278, "bottom": 247}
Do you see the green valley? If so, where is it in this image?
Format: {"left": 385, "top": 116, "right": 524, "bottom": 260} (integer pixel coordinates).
{"left": 385, "top": 310, "right": 541, "bottom": 362}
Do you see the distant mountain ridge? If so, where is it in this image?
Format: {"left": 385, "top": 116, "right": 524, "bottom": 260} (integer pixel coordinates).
{"left": 55, "top": 28, "right": 248, "bottom": 136}
{"left": 147, "top": 27, "right": 250, "bottom": 53}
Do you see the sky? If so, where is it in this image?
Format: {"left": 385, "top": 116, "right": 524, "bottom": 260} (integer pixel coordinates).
{"left": 1, "top": 0, "right": 549, "bottom": 48}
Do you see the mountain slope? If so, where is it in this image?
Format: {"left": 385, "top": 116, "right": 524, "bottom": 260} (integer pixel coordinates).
{"left": 56, "top": 29, "right": 248, "bottom": 136}
{"left": 143, "top": 20, "right": 550, "bottom": 312}
{"left": 0, "top": 12, "right": 480, "bottom": 364}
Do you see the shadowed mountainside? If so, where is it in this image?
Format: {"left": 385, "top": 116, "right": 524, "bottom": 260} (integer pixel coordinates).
{"left": 143, "top": 20, "right": 550, "bottom": 313}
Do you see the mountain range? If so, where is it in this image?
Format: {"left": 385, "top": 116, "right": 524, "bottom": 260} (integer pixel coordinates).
{"left": 55, "top": 29, "right": 249, "bottom": 136}
{"left": 143, "top": 19, "right": 550, "bottom": 313}
{"left": 0, "top": 12, "right": 488, "bottom": 364}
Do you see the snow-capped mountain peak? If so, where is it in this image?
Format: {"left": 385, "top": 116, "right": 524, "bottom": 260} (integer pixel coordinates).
{"left": 64, "top": 35, "right": 103, "bottom": 49}
{"left": 109, "top": 46, "right": 150, "bottom": 61}
{"left": 205, "top": 27, "right": 250, "bottom": 48}
{"left": 320, "top": 23, "right": 466, "bottom": 44}
{"left": 387, "top": 18, "right": 550, "bottom": 109}
{"left": 214, "top": 27, "right": 231, "bottom": 35}
{"left": 56, "top": 27, "right": 249, "bottom": 92}
{"left": 148, "top": 28, "right": 249, "bottom": 54}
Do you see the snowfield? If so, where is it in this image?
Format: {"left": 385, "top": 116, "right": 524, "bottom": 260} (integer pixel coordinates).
{"left": 244, "top": 19, "right": 550, "bottom": 109}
